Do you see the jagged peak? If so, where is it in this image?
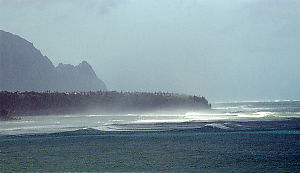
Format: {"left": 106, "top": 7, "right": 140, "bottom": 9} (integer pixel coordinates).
{"left": 56, "top": 61, "right": 97, "bottom": 77}
{"left": 0, "top": 30, "right": 107, "bottom": 91}
{"left": 56, "top": 61, "right": 93, "bottom": 71}
{"left": 77, "top": 60, "right": 93, "bottom": 70}
{"left": 80, "top": 60, "right": 89, "bottom": 65}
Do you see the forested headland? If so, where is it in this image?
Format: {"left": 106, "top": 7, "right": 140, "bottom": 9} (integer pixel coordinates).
{"left": 0, "top": 91, "right": 211, "bottom": 117}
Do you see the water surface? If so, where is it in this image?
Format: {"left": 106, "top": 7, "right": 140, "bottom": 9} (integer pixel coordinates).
{"left": 1, "top": 101, "right": 300, "bottom": 172}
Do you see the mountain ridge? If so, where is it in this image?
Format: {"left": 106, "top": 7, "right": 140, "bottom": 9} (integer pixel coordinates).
{"left": 0, "top": 30, "right": 107, "bottom": 92}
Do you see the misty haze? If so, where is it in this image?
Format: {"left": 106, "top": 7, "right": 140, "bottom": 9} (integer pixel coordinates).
{"left": 0, "top": 0, "right": 299, "bottom": 172}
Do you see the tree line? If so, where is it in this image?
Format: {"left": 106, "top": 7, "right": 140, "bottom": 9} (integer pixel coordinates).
{"left": 0, "top": 91, "right": 211, "bottom": 116}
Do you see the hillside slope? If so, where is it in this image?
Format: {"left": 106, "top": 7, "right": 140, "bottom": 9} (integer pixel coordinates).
{"left": 0, "top": 30, "right": 106, "bottom": 92}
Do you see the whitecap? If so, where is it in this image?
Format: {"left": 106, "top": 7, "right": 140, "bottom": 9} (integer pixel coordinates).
{"left": 110, "top": 120, "right": 124, "bottom": 122}
{"left": 237, "top": 112, "right": 273, "bottom": 118}
{"left": 85, "top": 114, "right": 108, "bottom": 117}
{"left": 204, "top": 123, "right": 230, "bottom": 130}
{"left": 134, "top": 119, "right": 188, "bottom": 123}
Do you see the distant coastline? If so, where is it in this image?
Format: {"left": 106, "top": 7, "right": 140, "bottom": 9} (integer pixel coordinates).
{"left": 0, "top": 91, "right": 211, "bottom": 118}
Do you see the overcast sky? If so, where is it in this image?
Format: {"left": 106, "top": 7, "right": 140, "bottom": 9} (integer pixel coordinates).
{"left": 0, "top": 0, "right": 299, "bottom": 101}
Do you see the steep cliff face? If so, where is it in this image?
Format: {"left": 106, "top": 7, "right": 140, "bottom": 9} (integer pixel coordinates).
{"left": 0, "top": 30, "right": 107, "bottom": 92}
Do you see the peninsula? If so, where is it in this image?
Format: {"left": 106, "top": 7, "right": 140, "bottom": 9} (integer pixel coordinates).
{"left": 0, "top": 91, "right": 211, "bottom": 116}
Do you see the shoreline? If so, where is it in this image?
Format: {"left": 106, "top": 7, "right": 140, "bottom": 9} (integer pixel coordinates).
{"left": 0, "top": 91, "right": 211, "bottom": 117}
{"left": 1, "top": 117, "right": 300, "bottom": 136}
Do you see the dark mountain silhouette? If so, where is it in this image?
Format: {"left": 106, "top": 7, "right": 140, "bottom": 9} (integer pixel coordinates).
{"left": 0, "top": 30, "right": 107, "bottom": 92}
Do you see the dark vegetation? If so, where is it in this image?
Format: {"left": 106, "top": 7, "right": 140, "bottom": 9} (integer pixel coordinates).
{"left": 0, "top": 91, "right": 210, "bottom": 116}
{"left": 0, "top": 109, "right": 19, "bottom": 120}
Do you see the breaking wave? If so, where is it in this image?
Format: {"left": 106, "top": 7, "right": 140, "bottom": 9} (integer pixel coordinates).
{"left": 1, "top": 100, "right": 300, "bottom": 136}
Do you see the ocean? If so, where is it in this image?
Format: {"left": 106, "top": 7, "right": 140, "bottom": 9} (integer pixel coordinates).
{"left": 1, "top": 101, "right": 300, "bottom": 172}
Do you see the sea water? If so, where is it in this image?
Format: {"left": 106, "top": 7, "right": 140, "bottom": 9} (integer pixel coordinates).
{"left": 0, "top": 101, "right": 300, "bottom": 172}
